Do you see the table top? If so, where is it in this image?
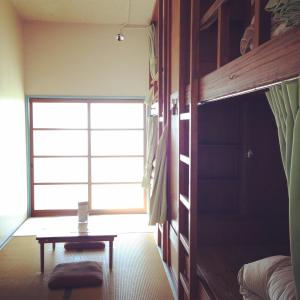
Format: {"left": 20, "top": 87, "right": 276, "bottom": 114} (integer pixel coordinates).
{"left": 36, "top": 231, "right": 117, "bottom": 240}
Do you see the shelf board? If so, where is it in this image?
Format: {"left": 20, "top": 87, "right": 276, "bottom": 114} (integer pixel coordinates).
{"left": 198, "top": 27, "right": 300, "bottom": 102}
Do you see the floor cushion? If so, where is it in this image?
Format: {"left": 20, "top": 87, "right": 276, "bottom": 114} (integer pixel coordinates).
{"left": 48, "top": 261, "right": 103, "bottom": 289}
{"left": 64, "top": 241, "right": 105, "bottom": 251}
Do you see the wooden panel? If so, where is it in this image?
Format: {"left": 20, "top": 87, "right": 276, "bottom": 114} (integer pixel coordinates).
{"left": 198, "top": 145, "right": 240, "bottom": 179}
{"left": 198, "top": 99, "right": 240, "bottom": 144}
{"left": 239, "top": 93, "right": 289, "bottom": 217}
{"left": 217, "top": 3, "right": 230, "bottom": 67}
{"left": 199, "top": 27, "right": 300, "bottom": 101}
{"left": 253, "top": 0, "right": 271, "bottom": 48}
{"left": 198, "top": 216, "right": 290, "bottom": 245}
{"left": 199, "top": 23, "right": 218, "bottom": 77}
{"left": 171, "top": 0, "right": 180, "bottom": 93}
{"left": 198, "top": 179, "right": 239, "bottom": 212}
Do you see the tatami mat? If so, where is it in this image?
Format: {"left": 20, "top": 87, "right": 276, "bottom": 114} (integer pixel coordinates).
{"left": 0, "top": 233, "right": 174, "bottom": 300}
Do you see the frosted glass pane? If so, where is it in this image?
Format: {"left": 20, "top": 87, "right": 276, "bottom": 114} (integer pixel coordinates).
{"left": 34, "top": 184, "right": 88, "bottom": 210}
{"left": 92, "top": 184, "right": 144, "bottom": 209}
{"left": 91, "top": 103, "right": 143, "bottom": 129}
{"left": 92, "top": 157, "right": 143, "bottom": 182}
{"left": 34, "top": 158, "right": 88, "bottom": 182}
{"left": 33, "top": 130, "right": 88, "bottom": 156}
{"left": 91, "top": 130, "right": 144, "bottom": 156}
{"left": 33, "top": 103, "right": 87, "bottom": 128}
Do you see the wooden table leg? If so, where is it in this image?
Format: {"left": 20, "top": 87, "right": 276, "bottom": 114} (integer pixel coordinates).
{"left": 40, "top": 242, "right": 44, "bottom": 273}
{"left": 109, "top": 240, "right": 113, "bottom": 270}
{"left": 52, "top": 242, "right": 55, "bottom": 250}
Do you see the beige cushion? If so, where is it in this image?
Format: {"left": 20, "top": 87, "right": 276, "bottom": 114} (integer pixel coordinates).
{"left": 48, "top": 261, "right": 103, "bottom": 289}
{"left": 238, "top": 256, "right": 296, "bottom": 300}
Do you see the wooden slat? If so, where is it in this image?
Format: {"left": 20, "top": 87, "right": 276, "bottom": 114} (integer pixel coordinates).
{"left": 179, "top": 272, "right": 190, "bottom": 297}
{"left": 199, "top": 27, "right": 300, "bottom": 102}
{"left": 180, "top": 194, "right": 190, "bottom": 210}
{"left": 187, "top": 0, "right": 200, "bottom": 299}
{"left": 199, "top": 0, "right": 228, "bottom": 29}
{"left": 217, "top": 3, "right": 230, "bottom": 68}
{"left": 180, "top": 154, "right": 190, "bottom": 165}
{"left": 179, "top": 233, "right": 190, "bottom": 254}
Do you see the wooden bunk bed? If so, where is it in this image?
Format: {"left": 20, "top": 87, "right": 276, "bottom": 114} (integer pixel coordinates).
{"left": 150, "top": 0, "right": 300, "bottom": 299}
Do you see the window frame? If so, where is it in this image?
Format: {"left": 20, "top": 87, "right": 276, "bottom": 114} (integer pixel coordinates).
{"left": 29, "top": 98, "right": 146, "bottom": 216}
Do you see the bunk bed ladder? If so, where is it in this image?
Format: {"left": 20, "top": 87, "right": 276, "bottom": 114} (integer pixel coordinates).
{"left": 178, "top": 0, "right": 199, "bottom": 299}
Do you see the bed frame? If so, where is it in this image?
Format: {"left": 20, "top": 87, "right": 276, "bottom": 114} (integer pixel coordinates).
{"left": 150, "top": 1, "right": 300, "bottom": 299}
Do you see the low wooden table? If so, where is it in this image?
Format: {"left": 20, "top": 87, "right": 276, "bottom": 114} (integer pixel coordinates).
{"left": 36, "top": 232, "right": 117, "bottom": 273}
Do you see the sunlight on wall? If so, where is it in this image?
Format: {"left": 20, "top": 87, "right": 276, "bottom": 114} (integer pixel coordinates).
{"left": 0, "top": 0, "right": 27, "bottom": 245}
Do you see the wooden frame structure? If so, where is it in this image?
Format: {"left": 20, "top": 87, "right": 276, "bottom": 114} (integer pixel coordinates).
{"left": 151, "top": 0, "right": 300, "bottom": 299}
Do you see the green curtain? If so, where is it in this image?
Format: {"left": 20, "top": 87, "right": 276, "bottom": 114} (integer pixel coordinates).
{"left": 148, "top": 124, "right": 168, "bottom": 225}
{"left": 266, "top": 78, "right": 300, "bottom": 298}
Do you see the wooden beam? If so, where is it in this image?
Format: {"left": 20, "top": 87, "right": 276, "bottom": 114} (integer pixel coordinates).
{"left": 199, "top": 27, "right": 300, "bottom": 102}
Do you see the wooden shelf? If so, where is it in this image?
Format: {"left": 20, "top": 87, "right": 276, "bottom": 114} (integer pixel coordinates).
{"left": 198, "top": 27, "right": 300, "bottom": 102}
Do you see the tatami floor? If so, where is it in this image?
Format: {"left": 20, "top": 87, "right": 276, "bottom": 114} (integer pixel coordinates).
{"left": 0, "top": 215, "right": 174, "bottom": 300}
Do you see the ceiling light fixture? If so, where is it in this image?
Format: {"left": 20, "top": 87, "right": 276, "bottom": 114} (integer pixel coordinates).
{"left": 115, "top": 0, "right": 150, "bottom": 42}
{"left": 115, "top": 0, "right": 131, "bottom": 42}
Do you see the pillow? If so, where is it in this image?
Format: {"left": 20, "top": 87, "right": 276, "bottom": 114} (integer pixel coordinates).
{"left": 64, "top": 241, "right": 105, "bottom": 251}
{"left": 48, "top": 261, "right": 103, "bottom": 289}
{"left": 238, "top": 256, "right": 296, "bottom": 300}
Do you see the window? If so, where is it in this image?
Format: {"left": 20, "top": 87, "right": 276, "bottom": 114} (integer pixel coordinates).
{"left": 30, "top": 99, "right": 145, "bottom": 215}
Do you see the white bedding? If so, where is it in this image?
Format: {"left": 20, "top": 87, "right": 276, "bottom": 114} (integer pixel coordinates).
{"left": 238, "top": 255, "right": 296, "bottom": 300}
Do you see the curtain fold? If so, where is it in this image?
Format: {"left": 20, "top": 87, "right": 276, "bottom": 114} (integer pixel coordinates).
{"left": 142, "top": 115, "right": 158, "bottom": 189}
{"left": 147, "top": 24, "right": 158, "bottom": 82}
{"left": 266, "top": 78, "right": 300, "bottom": 298}
{"left": 148, "top": 124, "right": 168, "bottom": 225}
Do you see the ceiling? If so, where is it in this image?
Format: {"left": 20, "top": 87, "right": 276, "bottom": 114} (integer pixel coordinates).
{"left": 11, "top": 0, "right": 156, "bottom": 25}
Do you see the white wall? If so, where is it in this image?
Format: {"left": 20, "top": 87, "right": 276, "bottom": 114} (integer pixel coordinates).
{"left": 24, "top": 21, "right": 149, "bottom": 97}
{"left": 0, "top": 0, "right": 27, "bottom": 246}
